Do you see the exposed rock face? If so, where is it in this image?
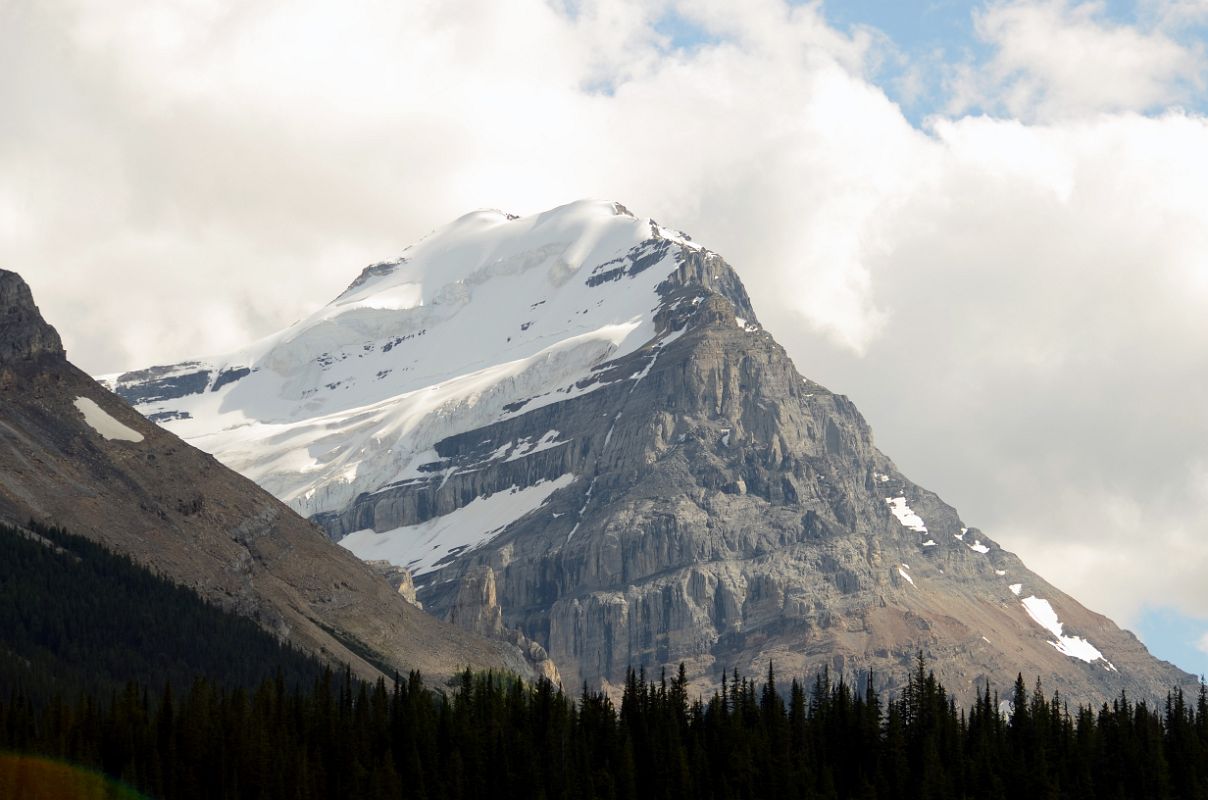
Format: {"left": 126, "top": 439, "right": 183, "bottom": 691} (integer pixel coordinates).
{"left": 0, "top": 270, "right": 536, "bottom": 683}
{"left": 101, "top": 203, "right": 1197, "bottom": 705}
{"left": 398, "top": 266, "right": 1194, "bottom": 703}
{"left": 0, "top": 272, "right": 63, "bottom": 364}
{"left": 450, "top": 566, "right": 506, "bottom": 637}
{"left": 364, "top": 560, "right": 423, "bottom": 607}
{"left": 448, "top": 566, "right": 561, "bottom": 684}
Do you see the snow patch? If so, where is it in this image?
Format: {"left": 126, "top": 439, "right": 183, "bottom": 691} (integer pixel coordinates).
{"left": 505, "top": 429, "right": 566, "bottom": 461}
{"left": 897, "top": 565, "right": 915, "bottom": 587}
{"left": 922, "top": 539, "right": 937, "bottom": 547}
{"left": 73, "top": 397, "right": 143, "bottom": 443}
{"left": 602, "top": 412, "right": 622, "bottom": 451}
{"left": 628, "top": 327, "right": 685, "bottom": 385}
{"left": 967, "top": 540, "right": 990, "bottom": 554}
{"left": 1009, "top": 583, "right": 1022, "bottom": 596}
{"left": 566, "top": 476, "right": 597, "bottom": 542}
{"left": 340, "top": 474, "right": 574, "bottom": 575}
{"left": 886, "top": 497, "right": 927, "bottom": 533}
{"left": 1020, "top": 595, "right": 1111, "bottom": 666}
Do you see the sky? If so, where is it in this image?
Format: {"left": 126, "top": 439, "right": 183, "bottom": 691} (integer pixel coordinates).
{"left": 2, "top": 0, "right": 1207, "bottom": 678}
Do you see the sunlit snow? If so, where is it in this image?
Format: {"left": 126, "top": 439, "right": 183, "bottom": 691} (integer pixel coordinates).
{"left": 109, "top": 201, "right": 702, "bottom": 521}
{"left": 886, "top": 497, "right": 927, "bottom": 532}
{"left": 1020, "top": 595, "right": 1114, "bottom": 667}
{"left": 898, "top": 565, "right": 916, "bottom": 586}
{"left": 504, "top": 430, "right": 566, "bottom": 461}
{"left": 340, "top": 474, "right": 574, "bottom": 575}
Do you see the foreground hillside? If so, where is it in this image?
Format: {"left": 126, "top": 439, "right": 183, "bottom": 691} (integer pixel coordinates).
{"left": 0, "top": 268, "right": 539, "bottom": 682}
{"left": 0, "top": 520, "right": 325, "bottom": 700}
{"left": 106, "top": 201, "right": 1197, "bottom": 705}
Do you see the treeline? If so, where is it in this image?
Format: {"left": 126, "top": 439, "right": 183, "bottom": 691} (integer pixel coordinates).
{"left": 3, "top": 659, "right": 1208, "bottom": 800}
{"left": 0, "top": 520, "right": 324, "bottom": 702}
{"left": 3, "top": 518, "right": 1207, "bottom": 798}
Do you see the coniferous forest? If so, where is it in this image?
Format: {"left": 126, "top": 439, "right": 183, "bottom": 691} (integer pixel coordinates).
{"left": 0, "top": 521, "right": 324, "bottom": 701}
{"left": 3, "top": 522, "right": 1208, "bottom": 799}
{"left": 3, "top": 658, "right": 1208, "bottom": 798}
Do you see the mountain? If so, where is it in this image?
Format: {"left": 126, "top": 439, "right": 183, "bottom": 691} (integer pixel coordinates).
{"left": 0, "top": 269, "right": 541, "bottom": 683}
{"left": 102, "top": 200, "right": 1197, "bottom": 703}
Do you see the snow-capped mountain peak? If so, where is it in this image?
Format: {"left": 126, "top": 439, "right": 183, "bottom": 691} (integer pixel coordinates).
{"left": 102, "top": 199, "right": 721, "bottom": 528}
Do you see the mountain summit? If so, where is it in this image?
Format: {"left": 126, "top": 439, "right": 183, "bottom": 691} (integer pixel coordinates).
{"left": 104, "top": 201, "right": 1196, "bottom": 702}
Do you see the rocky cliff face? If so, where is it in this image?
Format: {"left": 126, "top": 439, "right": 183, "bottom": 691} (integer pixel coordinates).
{"left": 0, "top": 269, "right": 538, "bottom": 683}
{"left": 0, "top": 272, "right": 63, "bottom": 364}
{"left": 365, "top": 260, "right": 1190, "bottom": 702}
{"left": 102, "top": 202, "right": 1198, "bottom": 704}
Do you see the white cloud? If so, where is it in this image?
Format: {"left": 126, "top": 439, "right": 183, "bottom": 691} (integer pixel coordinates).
{"left": 1, "top": 0, "right": 1207, "bottom": 633}
{"left": 950, "top": 0, "right": 1205, "bottom": 119}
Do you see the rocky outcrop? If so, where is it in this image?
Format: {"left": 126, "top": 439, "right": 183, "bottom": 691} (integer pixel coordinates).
{"left": 448, "top": 566, "right": 561, "bottom": 684}
{"left": 365, "top": 560, "right": 424, "bottom": 609}
{"left": 396, "top": 567, "right": 422, "bottom": 608}
{"left": 0, "top": 271, "right": 64, "bottom": 364}
{"left": 0, "top": 271, "right": 538, "bottom": 684}
{"left": 449, "top": 566, "right": 507, "bottom": 637}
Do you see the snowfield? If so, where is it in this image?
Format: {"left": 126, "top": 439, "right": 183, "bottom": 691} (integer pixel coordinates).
{"left": 101, "top": 200, "right": 713, "bottom": 569}
{"left": 341, "top": 474, "right": 576, "bottom": 575}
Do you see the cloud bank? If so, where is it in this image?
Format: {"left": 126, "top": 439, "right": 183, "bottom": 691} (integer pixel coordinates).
{"left": 2, "top": 0, "right": 1206, "bottom": 640}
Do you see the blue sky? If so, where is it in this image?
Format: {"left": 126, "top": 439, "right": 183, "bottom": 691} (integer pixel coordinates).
{"left": 658, "top": 0, "right": 1208, "bottom": 123}
{"left": 819, "top": 0, "right": 1207, "bottom": 117}
{"left": 1137, "top": 608, "right": 1208, "bottom": 681}
{"left": 821, "top": 0, "right": 1141, "bottom": 52}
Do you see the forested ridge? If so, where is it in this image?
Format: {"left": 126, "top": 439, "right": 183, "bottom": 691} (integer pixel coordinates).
{"left": 0, "top": 520, "right": 324, "bottom": 700}
{"left": 2, "top": 520, "right": 1208, "bottom": 799}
